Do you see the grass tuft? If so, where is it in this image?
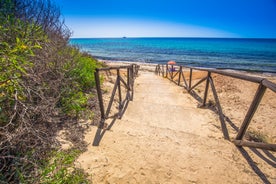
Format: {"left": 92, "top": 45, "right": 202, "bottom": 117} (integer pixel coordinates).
{"left": 245, "top": 129, "right": 269, "bottom": 143}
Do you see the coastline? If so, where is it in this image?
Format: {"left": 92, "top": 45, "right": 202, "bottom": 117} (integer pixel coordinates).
{"left": 71, "top": 37, "right": 276, "bottom": 74}
{"left": 99, "top": 59, "right": 276, "bottom": 79}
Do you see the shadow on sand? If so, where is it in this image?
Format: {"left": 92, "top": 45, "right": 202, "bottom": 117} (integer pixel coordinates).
{"left": 237, "top": 147, "right": 275, "bottom": 184}
{"left": 92, "top": 99, "right": 130, "bottom": 146}
{"left": 92, "top": 73, "right": 275, "bottom": 183}
{"left": 189, "top": 88, "right": 275, "bottom": 184}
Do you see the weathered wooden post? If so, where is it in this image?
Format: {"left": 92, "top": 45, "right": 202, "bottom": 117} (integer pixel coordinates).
{"left": 235, "top": 83, "right": 267, "bottom": 140}
{"left": 130, "top": 65, "right": 134, "bottom": 100}
{"left": 117, "top": 69, "right": 122, "bottom": 110}
{"left": 159, "top": 65, "right": 161, "bottom": 75}
{"left": 127, "top": 67, "right": 131, "bottom": 100}
{"left": 127, "top": 67, "right": 130, "bottom": 88}
{"left": 94, "top": 69, "right": 105, "bottom": 128}
{"left": 189, "top": 68, "right": 193, "bottom": 90}
{"left": 178, "top": 66, "right": 182, "bottom": 86}
{"left": 135, "top": 64, "right": 139, "bottom": 76}
{"left": 202, "top": 72, "right": 211, "bottom": 106}
{"left": 209, "top": 75, "right": 229, "bottom": 140}
{"left": 166, "top": 64, "right": 168, "bottom": 78}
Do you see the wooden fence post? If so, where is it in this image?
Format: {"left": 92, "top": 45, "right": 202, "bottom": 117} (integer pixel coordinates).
{"left": 127, "top": 67, "right": 131, "bottom": 100}
{"left": 130, "top": 65, "right": 134, "bottom": 100}
{"left": 235, "top": 83, "right": 267, "bottom": 140}
{"left": 127, "top": 67, "right": 130, "bottom": 89}
{"left": 166, "top": 64, "right": 168, "bottom": 78}
{"left": 202, "top": 72, "right": 211, "bottom": 106}
{"left": 209, "top": 75, "right": 229, "bottom": 140}
{"left": 154, "top": 64, "right": 276, "bottom": 150}
{"left": 155, "top": 65, "right": 158, "bottom": 74}
{"left": 178, "top": 66, "right": 182, "bottom": 86}
{"left": 158, "top": 65, "right": 161, "bottom": 75}
{"left": 189, "top": 68, "right": 193, "bottom": 90}
{"left": 117, "top": 69, "right": 122, "bottom": 110}
{"left": 135, "top": 64, "right": 139, "bottom": 76}
{"left": 94, "top": 69, "right": 105, "bottom": 128}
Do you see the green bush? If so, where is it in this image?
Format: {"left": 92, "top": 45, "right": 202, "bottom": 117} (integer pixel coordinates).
{"left": 61, "top": 90, "right": 88, "bottom": 116}
{"left": 60, "top": 52, "right": 101, "bottom": 117}
{"left": 40, "top": 149, "right": 90, "bottom": 184}
{"left": 71, "top": 55, "right": 99, "bottom": 91}
{"left": 1, "top": 0, "right": 102, "bottom": 182}
{"left": 0, "top": 16, "right": 46, "bottom": 125}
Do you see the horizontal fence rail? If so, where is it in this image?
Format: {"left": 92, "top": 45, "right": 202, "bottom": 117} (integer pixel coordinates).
{"left": 155, "top": 64, "right": 276, "bottom": 151}
{"left": 95, "top": 64, "right": 140, "bottom": 128}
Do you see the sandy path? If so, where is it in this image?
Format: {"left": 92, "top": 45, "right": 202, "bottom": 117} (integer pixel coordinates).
{"left": 77, "top": 70, "right": 275, "bottom": 183}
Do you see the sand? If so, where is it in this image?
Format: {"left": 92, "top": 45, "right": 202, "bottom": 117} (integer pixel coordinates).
{"left": 76, "top": 61, "right": 276, "bottom": 183}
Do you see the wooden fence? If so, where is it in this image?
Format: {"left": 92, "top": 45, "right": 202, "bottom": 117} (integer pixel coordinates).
{"left": 94, "top": 64, "right": 139, "bottom": 128}
{"left": 155, "top": 64, "right": 276, "bottom": 151}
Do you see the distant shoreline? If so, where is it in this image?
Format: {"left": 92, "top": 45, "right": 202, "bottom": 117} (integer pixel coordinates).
{"left": 99, "top": 59, "right": 276, "bottom": 78}
{"left": 70, "top": 37, "right": 276, "bottom": 40}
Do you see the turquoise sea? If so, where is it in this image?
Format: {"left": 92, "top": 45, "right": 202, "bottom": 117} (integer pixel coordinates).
{"left": 70, "top": 38, "right": 276, "bottom": 73}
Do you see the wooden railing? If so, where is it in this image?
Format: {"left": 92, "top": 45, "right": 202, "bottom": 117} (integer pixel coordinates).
{"left": 94, "top": 64, "right": 139, "bottom": 128}
{"left": 155, "top": 64, "right": 276, "bottom": 151}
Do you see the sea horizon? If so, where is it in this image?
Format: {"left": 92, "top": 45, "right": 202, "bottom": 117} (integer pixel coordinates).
{"left": 70, "top": 37, "right": 276, "bottom": 39}
{"left": 70, "top": 37, "right": 276, "bottom": 74}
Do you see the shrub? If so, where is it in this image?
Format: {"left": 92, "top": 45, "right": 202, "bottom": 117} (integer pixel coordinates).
{"left": 0, "top": 16, "right": 46, "bottom": 126}
{"left": 40, "top": 149, "right": 90, "bottom": 184}
{"left": 60, "top": 50, "right": 101, "bottom": 117}
{"left": 0, "top": 0, "right": 101, "bottom": 182}
{"left": 71, "top": 55, "right": 98, "bottom": 91}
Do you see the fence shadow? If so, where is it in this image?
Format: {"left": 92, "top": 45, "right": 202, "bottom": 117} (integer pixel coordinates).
{"left": 156, "top": 64, "right": 276, "bottom": 150}
{"left": 250, "top": 148, "right": 276, "bottom": 168}
{"left": 92, "top": 118, "right": 117, "bottom": 146}
{"left": 189, "top": 87, "right": 230, "bottom": 140}
{"left": 237, "top": 147, "right": 272, "bottom": 184}
{"left": 155, "top": 64, "right": 276, "bottom": 183}
{"left": 93, "top": 65, "right": 138, "bottom": 146}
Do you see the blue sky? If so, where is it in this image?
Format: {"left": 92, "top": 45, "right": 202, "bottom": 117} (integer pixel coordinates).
{"left": 53, "top": 0, "right": 276, "bottom": 38}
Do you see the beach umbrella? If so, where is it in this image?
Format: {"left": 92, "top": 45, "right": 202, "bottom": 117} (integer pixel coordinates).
{"left": 167, "top": 60, "right": 176, "bottom": 65}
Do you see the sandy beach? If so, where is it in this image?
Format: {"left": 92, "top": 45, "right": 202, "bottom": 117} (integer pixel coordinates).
{"left": 76, "top": 61, "right": 276, "bottom": 183}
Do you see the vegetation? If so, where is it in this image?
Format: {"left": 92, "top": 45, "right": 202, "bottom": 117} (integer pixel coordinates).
{"left": 245, "top": 128, "right": 270, "bottom": 143}
{"left": 0, "top": 0, "right": 101, "bottom": 182}
{"left": 40, "top": 149, "right": 89, "bottom": 184}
